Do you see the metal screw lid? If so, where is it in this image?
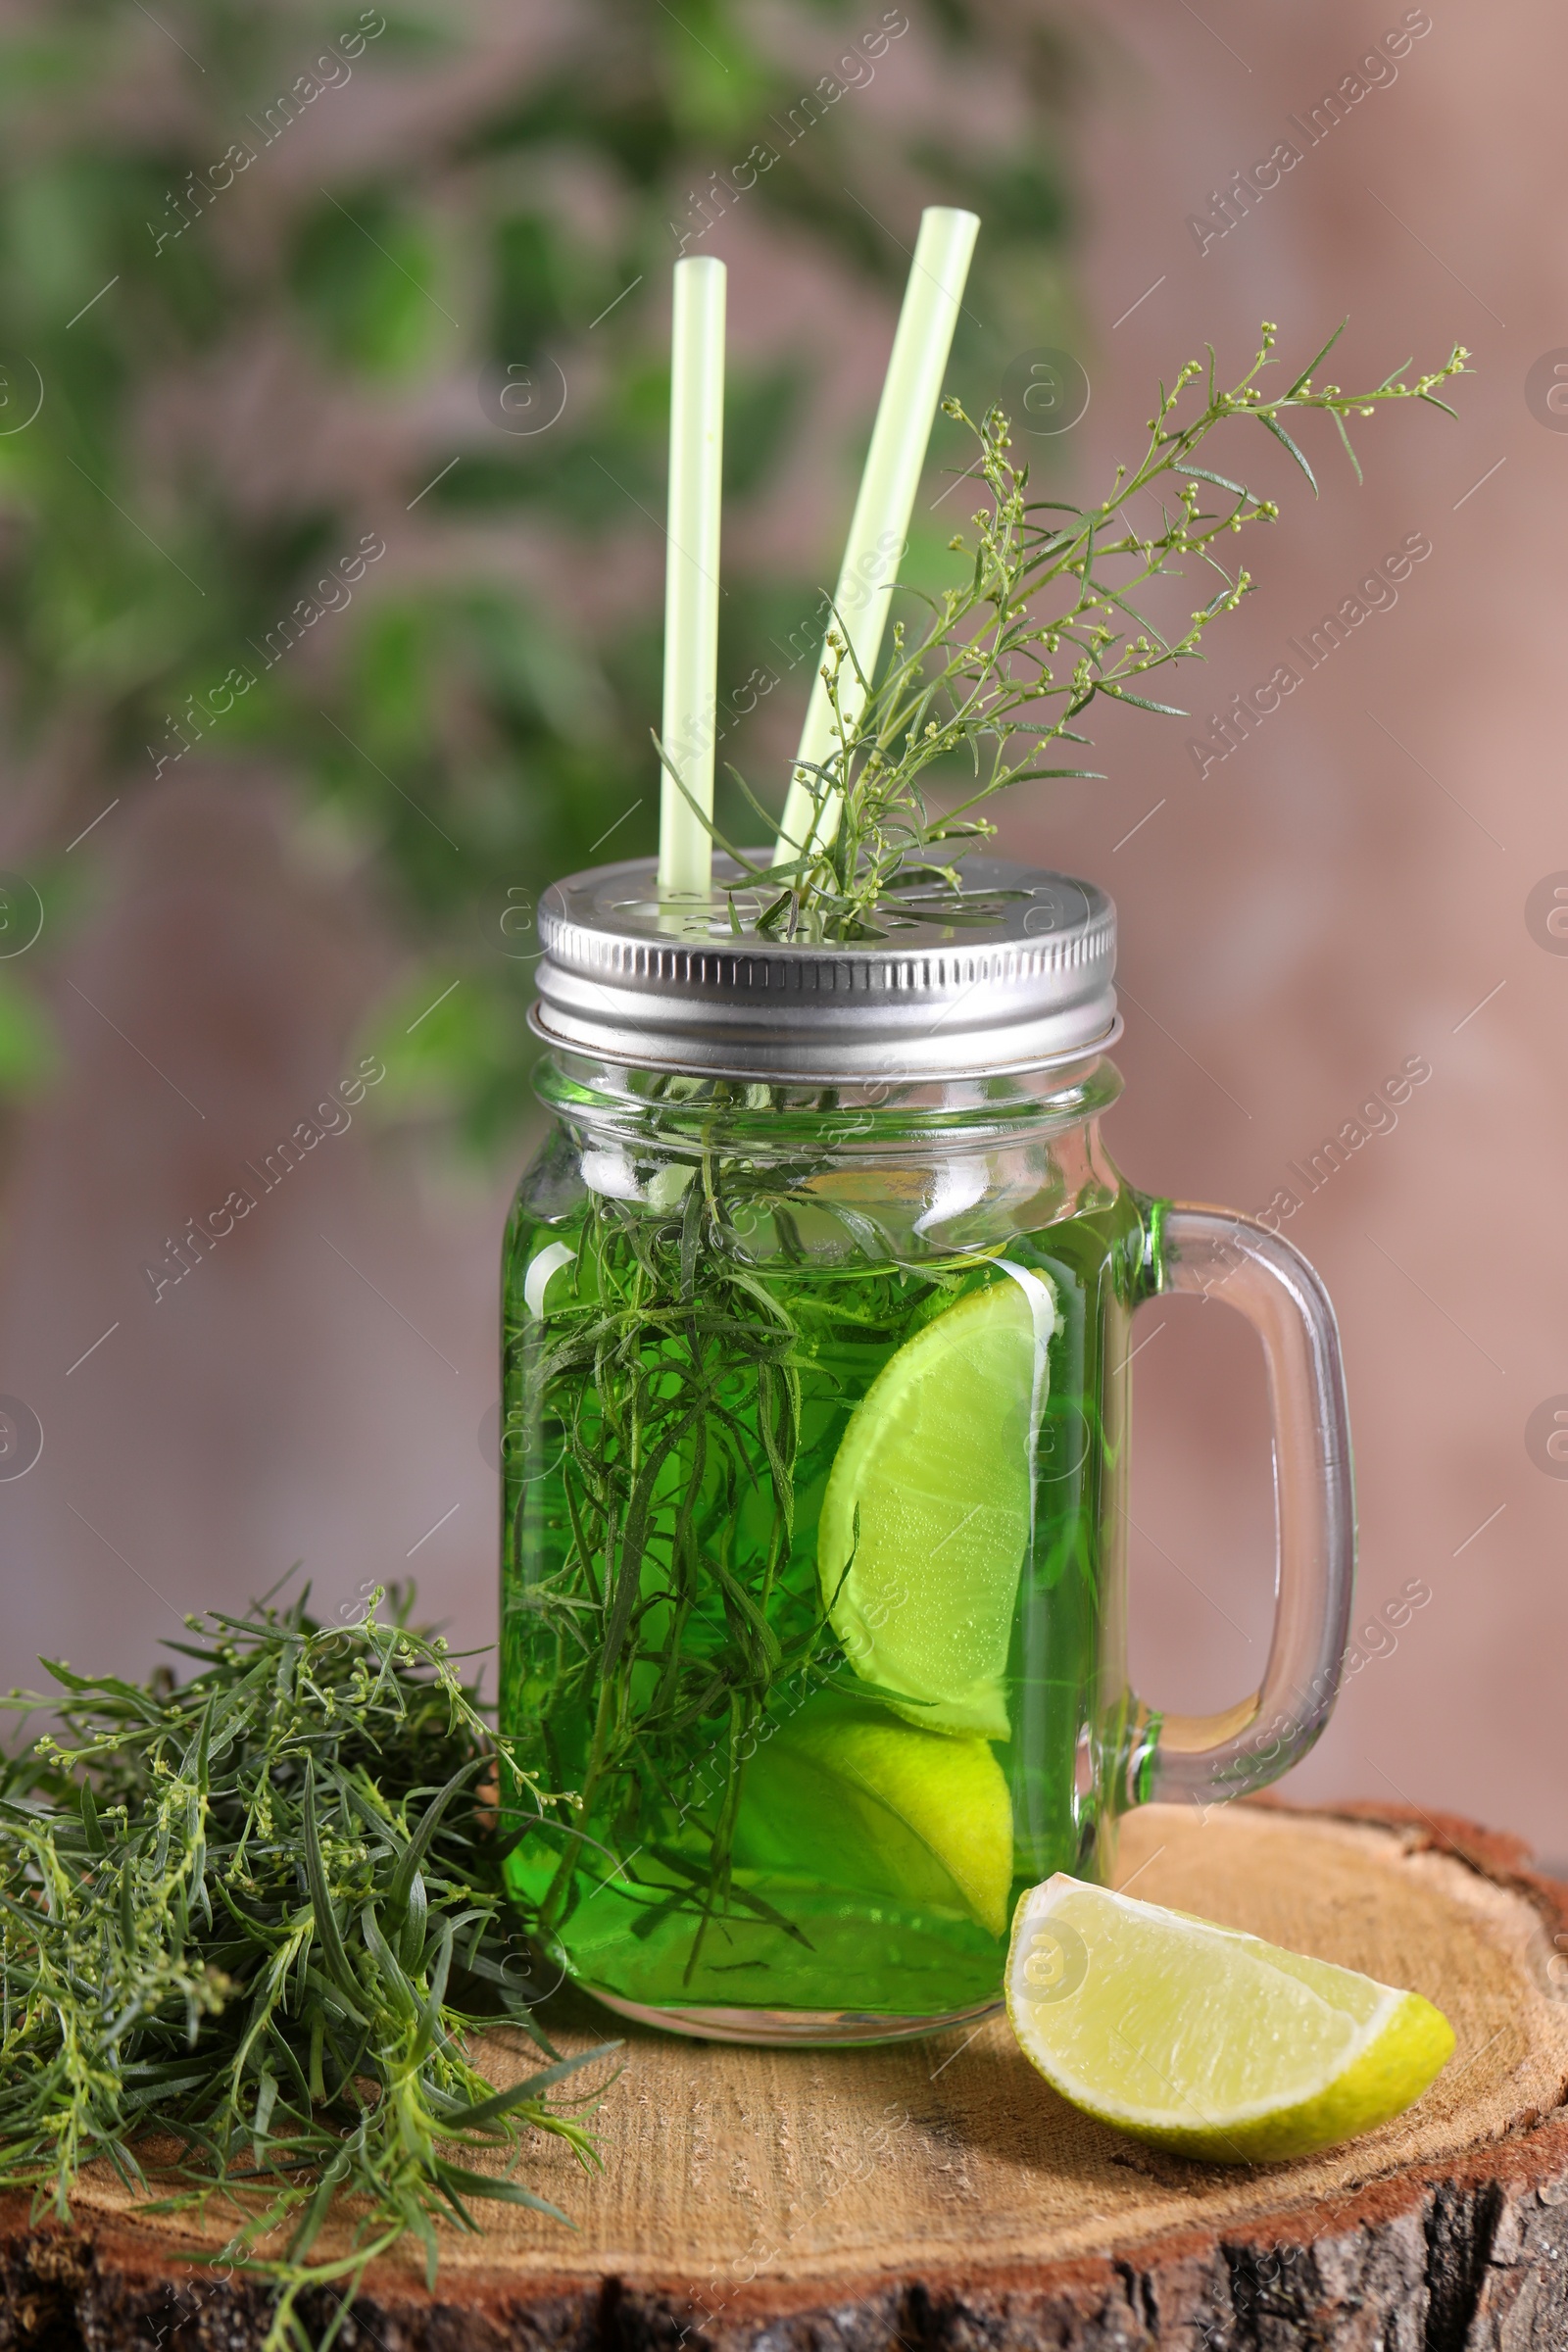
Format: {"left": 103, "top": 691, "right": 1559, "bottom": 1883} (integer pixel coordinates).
{"left": 529, "top": 853, "right": 1119, "bottom": 1083}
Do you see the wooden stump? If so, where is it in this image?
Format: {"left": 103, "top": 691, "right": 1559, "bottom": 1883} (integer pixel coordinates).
{"left": 9, "top": 1799, "right": 1568, "bottom": 2350}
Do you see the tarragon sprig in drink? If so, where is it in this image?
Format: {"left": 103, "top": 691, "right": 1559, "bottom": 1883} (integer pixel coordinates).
{"left": 703, "top": 321, "right": 1467, "bottom": 942}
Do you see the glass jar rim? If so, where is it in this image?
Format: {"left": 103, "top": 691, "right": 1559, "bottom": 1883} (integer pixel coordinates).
{"left": 534, "top": 1045, "right": 1124, "bottom": 1152}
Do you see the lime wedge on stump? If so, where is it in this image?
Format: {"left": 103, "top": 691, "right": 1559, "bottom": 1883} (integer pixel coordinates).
{"left": 735, "top": 1696, "right": 1013, "bottom": 1936}
{"left": 1006, "top": 1874, "right": 1455, "bottom": 2162}
{"left": 818, "top": 1275, "right": 1050, "bottom": 1739}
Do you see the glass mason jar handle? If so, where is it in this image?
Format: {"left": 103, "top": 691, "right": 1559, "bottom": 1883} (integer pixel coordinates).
{"left": 1129, "top": 1202, "right": 1355, "bottom": 1808}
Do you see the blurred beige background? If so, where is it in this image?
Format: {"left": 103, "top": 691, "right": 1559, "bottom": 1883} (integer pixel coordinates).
{"left": 0, "top": 0, "right": 1563, "bottom": 1854}
{"left": 1065, "top": 0, "right": 1568, "bottom": 1855}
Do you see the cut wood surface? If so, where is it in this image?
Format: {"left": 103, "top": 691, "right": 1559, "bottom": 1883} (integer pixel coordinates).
{"left": 10, "top": 1798, "right": 1568, "bottom": 2349}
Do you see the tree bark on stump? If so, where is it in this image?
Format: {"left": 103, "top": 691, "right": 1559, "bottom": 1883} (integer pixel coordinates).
{"left": 6, "top": 1800, "right": 1567, "bottom": 2351}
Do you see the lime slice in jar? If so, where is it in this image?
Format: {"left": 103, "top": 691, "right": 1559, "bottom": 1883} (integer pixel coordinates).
{"left": 818, "top": 1273, "right": 1051, "bottom": 1740}
{"left": 735, "top": 1695, "right": 1014, "bottom": 1936}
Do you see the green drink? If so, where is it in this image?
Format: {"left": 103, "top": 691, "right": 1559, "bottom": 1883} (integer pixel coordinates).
{"left": 499, "top": 858, "right": 1354, "bottom": 2042}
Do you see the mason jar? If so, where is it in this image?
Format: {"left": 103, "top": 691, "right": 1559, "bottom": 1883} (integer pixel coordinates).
{"left": 498, "top": 856, "right": 1353, "bottom": 2044}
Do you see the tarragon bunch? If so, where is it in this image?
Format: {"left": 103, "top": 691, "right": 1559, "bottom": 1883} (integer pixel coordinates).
{"left": 0, "top": 1587, "right": 613, "bottom": 2352}
{"left": 722, "top": 321, "right": 1467, "bottom": 941}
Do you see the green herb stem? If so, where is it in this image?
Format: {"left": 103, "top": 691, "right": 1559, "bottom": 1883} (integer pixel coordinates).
{"left": 0, "top": 1587, "right": 616, "bottom": 2351}
{"left": 675, "top": 320, "right": 1468, "bottom": 940}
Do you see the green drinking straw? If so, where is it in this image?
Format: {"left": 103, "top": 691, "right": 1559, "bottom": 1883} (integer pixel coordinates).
{"left": 657, "top": 255, "right": 727, "bottom": 897}
{"left": 772, "top": 207, "right": 980, "bottom": 866}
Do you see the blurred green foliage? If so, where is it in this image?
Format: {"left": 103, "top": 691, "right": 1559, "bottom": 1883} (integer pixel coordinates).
{"left": 0, "top": 0, "right": 1079, "bottom": 1152}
